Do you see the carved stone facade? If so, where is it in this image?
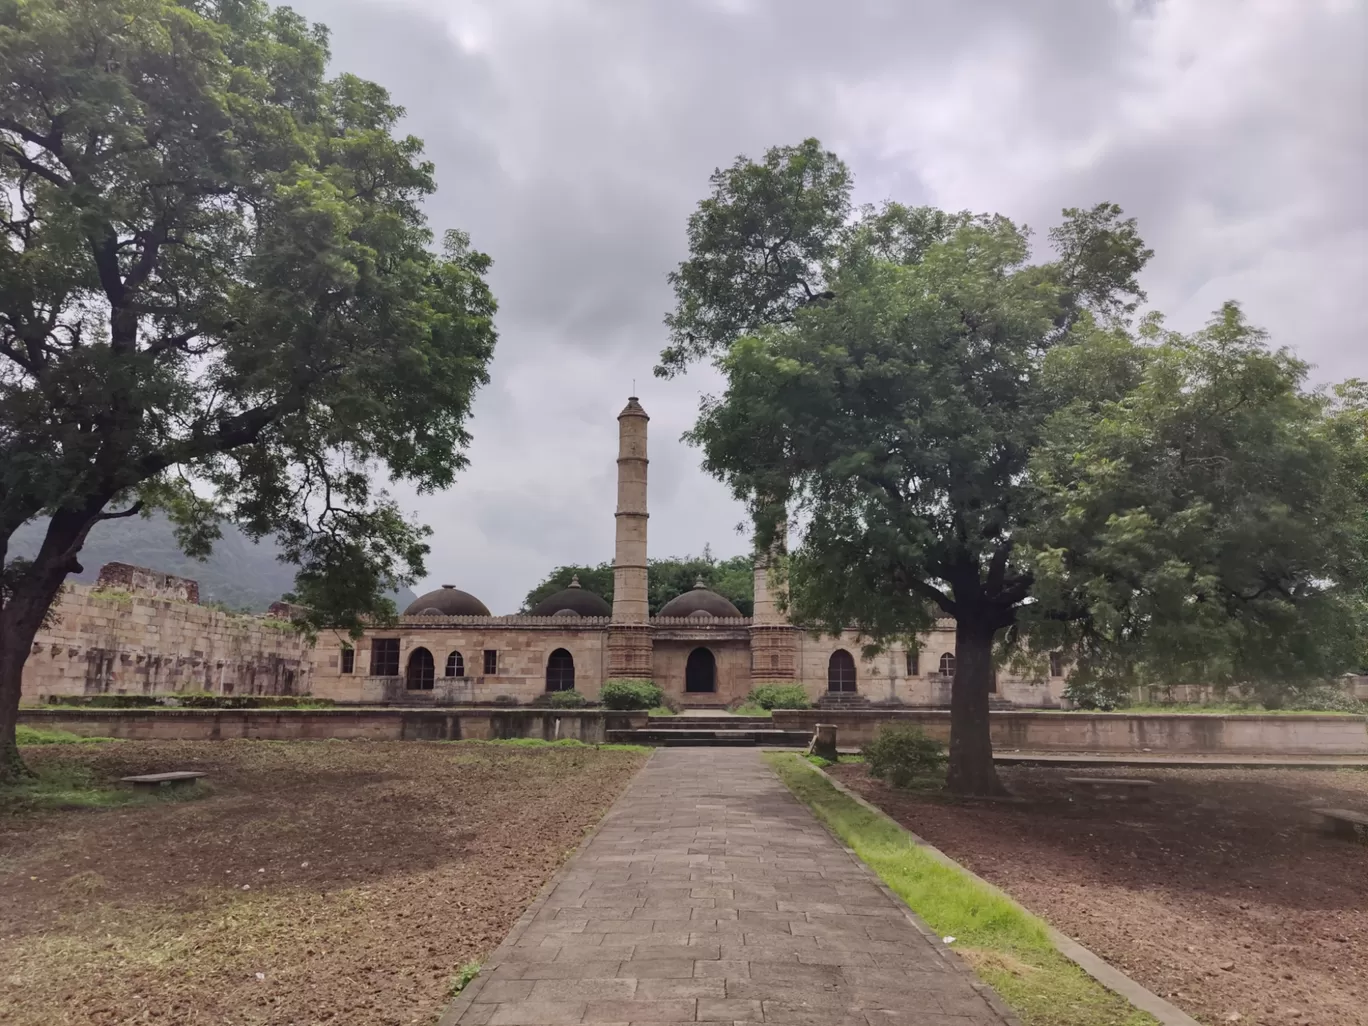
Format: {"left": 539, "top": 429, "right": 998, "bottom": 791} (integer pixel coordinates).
{"left": 305, "top": 396, "right": 1070, "bottom": 710}
{"left": 20, "top": 396, "right": 1072, "bottom": 708}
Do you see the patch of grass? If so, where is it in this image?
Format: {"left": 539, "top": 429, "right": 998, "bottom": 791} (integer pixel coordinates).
{"left": 0, "top": 761, "right": 209, "bottom": 814}
{"left": 766, "top": 753, "right": 1157, "bottom": 1026}
{"left": 449, "top": 960, "right": 481, "bottom": 995}
{"left": 646, "top": 706, "right": 675, "bottom": 717}
{"left": 16, "top": 725, "right": 119, "bottom": 745}
{"left": 730, "top": 703, "right": 773, "bottom": 718}
{"left": 803, "top": 753, "right": 864, "bottom": 769}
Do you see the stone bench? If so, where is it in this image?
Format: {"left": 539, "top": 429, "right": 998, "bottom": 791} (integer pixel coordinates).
{"left": 1313, "top": 808, "right": 1368, "bottom": 840}
{"left": 1065, "top": 776, "right": 1155, "bottom": 800}
{"left": 119, "top": 771, "right": 207, "bottom": 790}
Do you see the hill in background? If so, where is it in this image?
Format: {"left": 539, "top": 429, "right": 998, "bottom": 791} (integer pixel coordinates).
{"left": 9, "top": 513, "right": 417, "bottom": 613}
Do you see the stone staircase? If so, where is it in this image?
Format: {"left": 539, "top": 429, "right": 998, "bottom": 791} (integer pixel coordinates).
{"left": 607, "top": 715, "right": 812, "bottom": 748}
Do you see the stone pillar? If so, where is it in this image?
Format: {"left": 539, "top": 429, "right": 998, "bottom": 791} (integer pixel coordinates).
{"left": 749, "top": 515, "right": 799, "bottom": 683}
{"left": 607, "top": 396, "right": 653, "bottom": 679}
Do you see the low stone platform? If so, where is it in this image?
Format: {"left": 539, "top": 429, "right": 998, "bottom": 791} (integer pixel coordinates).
{"left": 607, "top": 716, "right": 812, "bottom": 747}
{"left": 440, "top": 748, "right": 1012, "bottom": 1025}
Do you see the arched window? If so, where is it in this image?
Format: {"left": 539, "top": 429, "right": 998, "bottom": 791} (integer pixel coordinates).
{"left": 938, "top": 652, "right": 956, "bottom": 678}
{"left": 406, "top": 647, "right": 435, "bottom": 690}
{"left": 827, "top": 650, "right": 857, "bottom": 693}
{"left": 445, "top": 651, "right": 464, "bottom": 677}
{"left": 546, "top": 649, "right": 575, "bottom": 692}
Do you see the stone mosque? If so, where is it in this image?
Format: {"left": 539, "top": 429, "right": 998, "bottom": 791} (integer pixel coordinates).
{"left": 309, "top": 397, "right": 1069, "bottom": 709}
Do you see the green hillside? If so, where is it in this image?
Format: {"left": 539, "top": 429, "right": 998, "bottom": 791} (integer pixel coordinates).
{"left": 9, "top": 514, "right": 416, "bottom": 613}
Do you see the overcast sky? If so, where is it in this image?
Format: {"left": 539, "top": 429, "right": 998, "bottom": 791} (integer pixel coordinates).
{"left": 285, "top": 0, "right": 1367, "bottom": 614}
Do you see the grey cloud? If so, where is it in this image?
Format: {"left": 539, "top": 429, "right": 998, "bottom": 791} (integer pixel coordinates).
{"left": 284, "top": 0, "right": 1365, "bottom": 612}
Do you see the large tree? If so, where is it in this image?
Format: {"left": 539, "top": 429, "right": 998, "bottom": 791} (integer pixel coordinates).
{"left": 664, "top": 140, "right": 1364, "bottom": 795}
{"left": 0, "top": 0, "right": 497, "bottom": 778}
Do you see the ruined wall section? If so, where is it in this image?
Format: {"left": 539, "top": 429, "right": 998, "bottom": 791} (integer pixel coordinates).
{"left": 22, "top": 578, "right": 314, "bottom": 699}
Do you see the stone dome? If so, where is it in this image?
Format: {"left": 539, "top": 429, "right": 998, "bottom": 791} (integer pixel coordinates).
{"left": 404, "top": 584, "right": 491, "bottom": 616}
{"left": 657, "top": 577, "right": 743, "bottom": 619}
{"left": 529, "top": 575, "right": 611, "bottom": 618}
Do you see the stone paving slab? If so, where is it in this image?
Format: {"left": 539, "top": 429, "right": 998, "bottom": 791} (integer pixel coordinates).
{"left": 445, "top": 748, "right": 1014, "bottom": 1025}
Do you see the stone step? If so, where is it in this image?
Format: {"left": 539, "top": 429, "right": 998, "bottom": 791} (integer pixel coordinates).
{"left": 607, "top": 728, "right": 813, "bottom": 748}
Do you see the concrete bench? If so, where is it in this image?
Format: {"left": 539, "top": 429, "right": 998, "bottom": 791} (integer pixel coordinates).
{"left": 119, "top": 771, "right": 207, "bottom": 790}
{"left": 1065, "top": 776, "right": 1155, "bottom": 800}
{"left": 1313, "top": 808, "right": 1368, "bottom": 840}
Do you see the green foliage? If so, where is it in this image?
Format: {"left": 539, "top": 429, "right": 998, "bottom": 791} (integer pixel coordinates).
{"left": 0, "top": 0, "right": 499, "bottom": 775}
{"left": 666, "top": 138, "right": 1368, "bottom": 792}
{"left": 47, "top": 693, "right": 161, "bottom": 708}
{"left": 16, "top": 726, "right": 116, "bottom": 745}
{"left": 537, "top": 689, "right": 590, "bottom": 709}
{"left": 861, "top": 726, "right": 947, "bottom": 788}
{"left": 521, "top": 551, "right": 755, "bottom": 616}
{"left": 767, "top": 754, "right": 1158, "bottom": 1026}
{"left": 744, "top": 683, "right": 811, "bottom": 709}
{"left": 599, "top": 679, "right": 664, "bottom": 710}
{"left": 0, "top": 761, "right": 206, "bottom": 813}
{"left": 658, "top": 139, "right": 851, "bottom": 377}
{"left": 448, "top": 961, "right": 480, "bottom": 996}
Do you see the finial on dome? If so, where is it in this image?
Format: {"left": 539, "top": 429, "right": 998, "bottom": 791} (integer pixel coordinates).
{"left": 693, "top": 575, "right": 706, "bottom": 589}
{"left": 569, "top": 574, "right": 582, "bottom": 588}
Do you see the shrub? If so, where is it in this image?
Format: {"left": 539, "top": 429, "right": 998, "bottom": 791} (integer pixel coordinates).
{"left": 862, "top": 725, "right": 947, "bottom": 788}
{"left": 745, "top": 684, "right": 811, "bottom": 710}
{"left": 600, "top": 679, "right": 663, "bottom": 710}
{"left": 539, "top": 689, "right": 590, "bottom": 708}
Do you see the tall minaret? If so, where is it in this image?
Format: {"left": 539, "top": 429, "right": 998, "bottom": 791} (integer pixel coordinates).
{"left": 750, "top": 512, "right": 799, "bottom": 683}
{"left": 607, "top": 396, "right": 654, "bottom": 679}
{"left": 611, "top": 396, "right": 649, "bottom": 623}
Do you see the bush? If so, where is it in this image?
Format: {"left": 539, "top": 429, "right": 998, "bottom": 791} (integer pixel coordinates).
{"left": 862, "top": 726, "right": 947, "bottom": 788}
{"left": 599, "top": 679, "right": 663, "bottom": 710}
{"left": 539, "top": 689, "right": 590, "bottom": 708}
{"left": 745, "top": 684, "right": 811, "bottom": 710}
{"left": 46, "top": 693, "right": 337, "bottom": 710}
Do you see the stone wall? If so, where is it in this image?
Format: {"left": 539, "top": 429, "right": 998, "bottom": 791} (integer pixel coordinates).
{"left": 19, "top": 707, "right": 648, "bottom": 743}
{"left": 772, "top": 709, "right": 1368, "bottom": 755}
{"left": 23, "top": 578, "right": 314, "bottom": 699}
{"left": 790, "top": 628, "right": 1068, "bottom": 707}
{"left": 96, "top": 561, "right": 199, "bottom": 603}
{"left": 308, "top": 618, "right": 610, "bottom": 704}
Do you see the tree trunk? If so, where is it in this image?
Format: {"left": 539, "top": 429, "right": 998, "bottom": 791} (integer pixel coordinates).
{"left": 0, "top": 506, "right": 106, "bottom": 783}
{"left": 946, "top": 615, "right": 1007, "bottom": 796}
{"left": 0, "top": 636, "right": 32, "bottom": 781}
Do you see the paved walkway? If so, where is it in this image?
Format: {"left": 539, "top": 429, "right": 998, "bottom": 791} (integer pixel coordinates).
{"left": 443, "top": 748, "right": 1012, "bottom": 1025}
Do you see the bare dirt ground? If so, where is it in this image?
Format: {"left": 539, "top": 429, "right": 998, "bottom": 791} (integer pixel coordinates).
{"left": 0, "top": 739, "right": 647, "bottom": 1026}
{"left": 830, "top": 762, "right": 1368, "bottom": 1026}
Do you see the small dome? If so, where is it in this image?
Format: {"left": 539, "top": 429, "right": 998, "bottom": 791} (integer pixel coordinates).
{"left": 657, "top": 577, "right": 743, "bottom": 618}
{"left": 530, "top": 575, "right": 611, "bottom": 618}
{"left": 403, "top": 584, "right": 491, "bottom": 616}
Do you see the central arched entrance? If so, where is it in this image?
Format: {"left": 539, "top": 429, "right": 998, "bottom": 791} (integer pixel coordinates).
{"left": 685, "top": 647, "right": 716, "bottom": 693}
{"left": 827, "top": 649, "right": 857, "bottom": 693}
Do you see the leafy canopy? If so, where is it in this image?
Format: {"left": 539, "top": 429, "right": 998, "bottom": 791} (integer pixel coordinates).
{"left": 0, "top": 0, "right": 497, "bottom": 632}
{"left": 672, "top": 140, "right": 1365, "bottom": 696}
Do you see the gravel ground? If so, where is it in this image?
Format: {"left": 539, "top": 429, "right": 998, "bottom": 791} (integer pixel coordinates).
{"left": 0, "top": 739, "right": 647, "bottom": 1026}
{"left": 831, "top": 762, "right": 1368, "bottom": 1026}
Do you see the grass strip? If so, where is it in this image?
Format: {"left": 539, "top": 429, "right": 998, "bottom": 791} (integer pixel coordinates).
{"left": 0, "top": 762, "right": 209, "bottom": 813}
{"left": 16, "top": 725, "right": 119, "bottom": 745}
{"left": 765, "top": 752, "right": 1158, "bottom": 1026}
